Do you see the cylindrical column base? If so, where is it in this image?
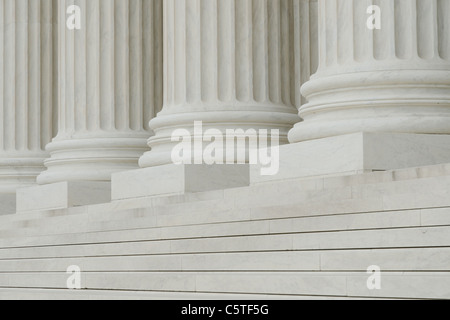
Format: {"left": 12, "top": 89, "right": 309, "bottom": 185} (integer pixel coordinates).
{"left": 289, "top": 0, "right": 450, "bottom": 143}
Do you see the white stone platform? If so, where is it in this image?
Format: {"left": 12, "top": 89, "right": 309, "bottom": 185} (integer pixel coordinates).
{"left": 16, "top": 182, "right": 111, "bottom": 213}
{"left": 112, "top": 164, "right": 250, "bottom": 201}
{"left": 0, "top": 163, "right": 449, "bottom": 299}
{"left": 252, "top": 132, "right": 450, "bottom": 184}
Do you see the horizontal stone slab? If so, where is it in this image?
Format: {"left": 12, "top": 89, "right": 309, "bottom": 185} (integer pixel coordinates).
{"left": 112, "top": 164, "right": 250, "bottom": 200}
{"left": 2, "top": 225, "right": 450, "bottom": 260}
{"left": 0, "top": 288, "right": 311, "bottom": 301}
{"left": 0, "top": 207, "right": 433, "bottom": 249}
{"left": 16, "top": 182, "right": 111, "bottom": 213}
{"left": 3, "top": 246, "right": 444, "bottom": 273}
{"left": 0, "top": 271, "right": 448, "bottom": 299}
{"left": 252, "top": 132, "right": 450, "bottom": 184}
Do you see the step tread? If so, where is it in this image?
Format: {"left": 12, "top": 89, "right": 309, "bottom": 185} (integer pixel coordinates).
{"left": 0, "top": 225, "right": 449, "bottom": 259}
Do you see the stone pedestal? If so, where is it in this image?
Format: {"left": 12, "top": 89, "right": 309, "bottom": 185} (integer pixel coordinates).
{"left": 251, "top": 133, "right": 450, "bottom": 184}
{"left": 112, "top": 164, "right": 249, "bottom": 200}
{"left": 16, "top": 181, "right": 110, "bottom": 213}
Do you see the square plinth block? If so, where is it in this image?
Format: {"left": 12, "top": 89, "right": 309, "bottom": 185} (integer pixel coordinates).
{"left": 16, "top": 181, "right": 111, "bottom": 213}
{"left": 251, "top": 132, "right": 450, "bottom": 185}
{"left": 112, "top": 164, "right": 250, "bottom": 201}
{"left": 0, "top": 194, "right": 16, "bottom": 215}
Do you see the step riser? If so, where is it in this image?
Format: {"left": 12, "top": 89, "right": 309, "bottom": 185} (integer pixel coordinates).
{"left": 0, "top": 288, "right": 337, "bottom": 300}
{"left": 2, "top": 191, "right": 450, "bottom": 242}
{"left": 4, "top": 208, "right": 447, "bottom": 248}
{"left": 2, "top": 173, "right": 450, "bottom": 235}
{"left": 0, "top": 248, "right": 448, "bottom": 272}
{"left": 0, "top": 226, "right": 449, "bottom": 260}
{"left": 0, "top": 272, "right": 448, "bottom": 299}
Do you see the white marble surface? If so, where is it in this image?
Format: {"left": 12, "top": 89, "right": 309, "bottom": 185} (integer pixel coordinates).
{"left": 0, "top": 288, "right": 317, "bottom": 300}
{"left": 252, "top": 132, "right": 450, "bottom": 184}
{"left": 112, "top": 164, "right": 249, "bottom": 200}
{"left": 0, "top": 0, "right": 449, "bottom": 300}
{"left": 17, "top": 181, "right": 111, "bottom": 213}
{"left": 1, "top": 162, "right": 450, "bottom": 299}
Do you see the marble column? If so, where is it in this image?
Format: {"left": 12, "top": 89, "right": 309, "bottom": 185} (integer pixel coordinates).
{"left": 0, "top": 0, "right": 57, "bottom": 212}
{"left": 37, "top": 0, "right": 163, "bottom": 184}
{"left": 139, "top": 0, "right": 314, "bottom": 168}
{"left": 289, "top": 0, "right": 450, "bottom": 143}
{"left": 251, "top": 0, "right": 450, "bottom": 185}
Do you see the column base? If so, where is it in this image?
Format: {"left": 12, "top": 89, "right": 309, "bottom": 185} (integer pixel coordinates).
{"left": 0, "top": 194, "right": 16, "bottom": 215}
{"left": 251, "top": 132, "right": 450, "bottom": 184}
{"left": 16, "top": 181, "right": 111, "bottom": 213}
{"left": 112, "top": 164, "right": 250, "bottom": 201}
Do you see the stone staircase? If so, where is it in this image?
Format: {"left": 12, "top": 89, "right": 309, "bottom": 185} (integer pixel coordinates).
{"left": 0, "top": 164, "right": 449, "bottom": 299}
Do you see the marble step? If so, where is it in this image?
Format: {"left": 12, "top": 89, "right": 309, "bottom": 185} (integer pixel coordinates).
{"left": 2, "top": 163, "right": 450, "bottom": 233}
{"left": 0, "top": 248, "right": 448, "bottom": 273}
{"left": 0, "top": 206, "right": 449, "bottom": 249}
{"left": 0, "top": 271, "right": 448, "bottom": 299}
{"left": 0, "top": 189, "right": 227, "bottom": 229}
{"left": 0, "top": 225, "right": 448, "bottom": 260}
{"left": 2, "top": 172, "right": 450, "bottom": 240}
{"left": 0, "top": 288, "right": 347, "bottom": 300}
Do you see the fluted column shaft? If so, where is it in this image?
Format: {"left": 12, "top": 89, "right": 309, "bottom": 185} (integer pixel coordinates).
{"left": 139, "top": 0, "right": 317, "bottom": 167}
{"left": 37, "top": 0, "right": 162, "bottom": 184}
{"left": 0, "top": 0, "right": 56, "bottom": 194}
{"left": 289, "top": 0, "right": 450, "bottom": 143}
